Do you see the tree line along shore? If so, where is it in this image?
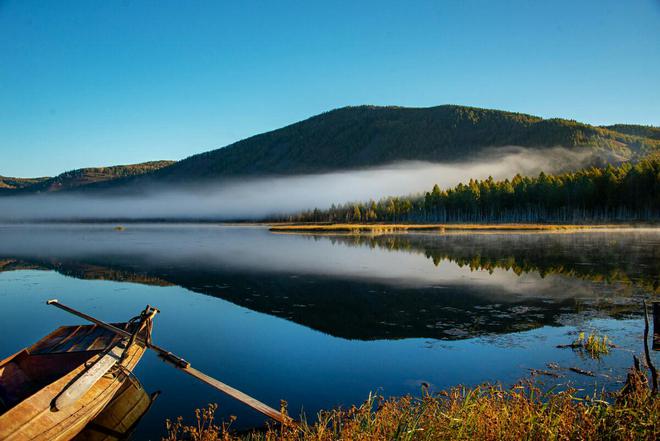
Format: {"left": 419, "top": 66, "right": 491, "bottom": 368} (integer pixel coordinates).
{"left": 279, "top": 158, "right": 659, "bottom": 225}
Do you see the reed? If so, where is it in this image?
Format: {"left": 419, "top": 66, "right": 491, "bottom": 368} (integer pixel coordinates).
{"left": 163, "top": 363, "right": 658, "bottom": 441}
{"left": 575, "top": 332, "right": 611, "bottom": 359}
{"left": 557, "top": 331, "right": 614, "bottom": 360}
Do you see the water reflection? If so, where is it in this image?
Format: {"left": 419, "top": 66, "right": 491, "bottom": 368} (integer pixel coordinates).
{"left": 0, "top": 225, "right": 657, "bottom": 437}
{"left": 315, "top": 230, "right": 659, "bottom": 293}
{"left": 0, "top": 225, "right": 656, "bottom": 340}
{"left": 75, "top": 378, "right": 158, "bottom": 441}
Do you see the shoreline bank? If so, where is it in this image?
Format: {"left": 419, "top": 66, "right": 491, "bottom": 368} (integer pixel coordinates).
{"left": 268, "top": 223, "right": 645, "bottom": 233}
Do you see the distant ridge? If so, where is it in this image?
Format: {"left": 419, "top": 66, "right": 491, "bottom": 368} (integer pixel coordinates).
{"left": 3, "top": 105, "right": 659, "bottom": 194}
{"left": 0, "top": 176, "right": 49, "bottom": 190}
{"left": 602, "top": 124, "right": 660, "bottom": 141}
{"left": 0, "top": 160, "right": 174, "bottom": 194}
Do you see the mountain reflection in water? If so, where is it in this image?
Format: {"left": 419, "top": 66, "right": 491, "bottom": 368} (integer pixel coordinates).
{"left": 0, "top": 225, "right": 656, "bottom": 341}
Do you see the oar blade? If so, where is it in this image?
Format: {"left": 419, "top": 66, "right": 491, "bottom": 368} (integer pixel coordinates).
{"left": 52, "top": 340, "right": 126, "bottom": 411}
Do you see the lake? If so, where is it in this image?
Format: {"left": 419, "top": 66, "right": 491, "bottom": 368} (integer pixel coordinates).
{"left": 0, "top": 225, "right": 658, "bottom": 439}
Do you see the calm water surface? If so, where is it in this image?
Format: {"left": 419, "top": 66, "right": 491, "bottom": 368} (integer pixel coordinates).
{"left": 0, "top": 225, "right": 658, "bottom": 439}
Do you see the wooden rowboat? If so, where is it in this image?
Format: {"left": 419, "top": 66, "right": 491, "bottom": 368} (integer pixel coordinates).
{"left": 1, "top": 299, "right": 289, "bottom": 439}
{"left": 0, "top": 308, "right": 155, "bottom": 441}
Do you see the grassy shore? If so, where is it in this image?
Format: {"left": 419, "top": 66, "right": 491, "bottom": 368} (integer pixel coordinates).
{"left": 164, "top": 363, "right": 658, "bottom": 441}
{"left": 269, "top": 223, "right": 627, "bottom": 233}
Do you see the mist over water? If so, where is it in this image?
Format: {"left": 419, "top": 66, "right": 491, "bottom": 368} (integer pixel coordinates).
{"left": 0, "top": 147, "right": 604, "bottom": 220}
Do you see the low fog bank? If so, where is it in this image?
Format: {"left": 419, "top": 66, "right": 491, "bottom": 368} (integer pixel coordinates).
{"left": 0, "top": 146, "right": 611, "bottom": 221}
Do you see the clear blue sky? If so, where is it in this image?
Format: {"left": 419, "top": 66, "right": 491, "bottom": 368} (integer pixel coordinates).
{"left": 1, "top": 0, "right": 659, "bottom": 177}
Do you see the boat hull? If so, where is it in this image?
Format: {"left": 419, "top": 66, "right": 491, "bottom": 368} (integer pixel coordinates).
{"left": 0, "top": 323, "right": 149, "bottom": 441}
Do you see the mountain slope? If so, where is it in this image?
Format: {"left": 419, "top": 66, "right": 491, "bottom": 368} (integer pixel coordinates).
{"left": 0, "top": 160, "right": 174, "bottom": 194}
{"left": 0, "top": 176, "right": 49, "bottom": 190}
{"left": 4, "top": 105, "right": 659, "bottom": 195}
{"left": 147, "top": 105, "right": 659, "bottom": 182}
{"left": 603, "top": 124, "right": 660, "bottom": 141}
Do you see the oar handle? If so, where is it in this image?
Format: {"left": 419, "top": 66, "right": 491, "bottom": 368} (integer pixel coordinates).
{"left": 47, "top": 299, "right": 133, "bottom": 340}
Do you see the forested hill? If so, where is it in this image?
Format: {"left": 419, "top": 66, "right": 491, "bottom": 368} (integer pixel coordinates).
{"left": 147, "top": 105, "right": 659, "bottom": 182}
{"left": 0, "top": 161, "right": 174, "bottom": 194}
{"left": 3, "top": 105, "right": 659, "bottom": 195}
{"left": 602, "top": 124, "right": 660, "bottom": 141}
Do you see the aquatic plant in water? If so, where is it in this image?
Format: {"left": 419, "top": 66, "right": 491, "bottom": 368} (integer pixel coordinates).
{"left": 573, "top": 331, "right": 612, "bottom": 359}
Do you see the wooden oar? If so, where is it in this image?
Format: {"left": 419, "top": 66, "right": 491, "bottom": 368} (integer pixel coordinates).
{"left": 46, "top": 299, "right": 290, "bottom": 424}
{"left": 53, "top": 339, "right": 127, "bottom": 411}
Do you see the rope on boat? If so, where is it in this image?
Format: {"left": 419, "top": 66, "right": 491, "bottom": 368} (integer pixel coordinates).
{"left": 120, "top": 305, "right": 157, "bottom": 363}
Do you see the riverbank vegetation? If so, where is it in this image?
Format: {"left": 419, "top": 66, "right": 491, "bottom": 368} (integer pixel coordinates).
{"left": 164, "top": 360, "right": 658, "bottom": 441}
{"left": 270, "top": 223, "right": 617, "bottom": 233}
{"left": 284, "top": 158, "right": 659, "bottom": 224}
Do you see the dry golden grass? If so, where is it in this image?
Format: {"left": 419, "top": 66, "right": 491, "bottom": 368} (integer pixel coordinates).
{"left": 269, "top": 223, "right": 624, "bottom": 233}
{"left": 163, "top": 365, "right": 659, "bottom": 441}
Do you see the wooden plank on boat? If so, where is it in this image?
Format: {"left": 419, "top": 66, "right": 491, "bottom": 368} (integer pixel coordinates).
{"left": 68, "top": 327, "right": 113, "bottom": 352}
{"left": 52, "top": 340, "right": 126, "bottom": 411}
{"left": 43, "top": 325, "right": 85, "bottom": 353}
{"left": 58, "top": 327, "right": 100, "bottom": 353}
